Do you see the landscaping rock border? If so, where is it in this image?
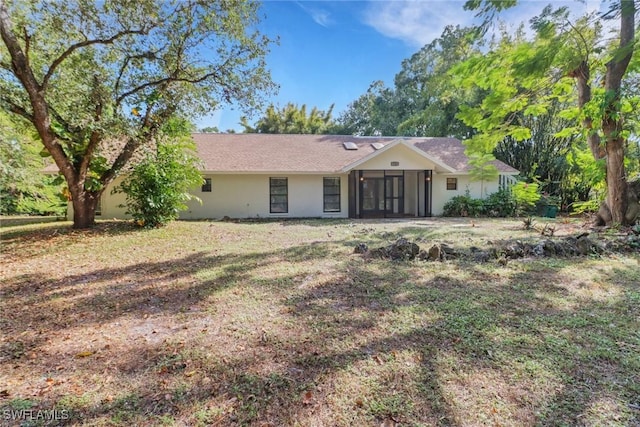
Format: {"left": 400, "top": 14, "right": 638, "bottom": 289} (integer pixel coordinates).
{"left": 355, "top": 229, "right": 640, "bottom": 263}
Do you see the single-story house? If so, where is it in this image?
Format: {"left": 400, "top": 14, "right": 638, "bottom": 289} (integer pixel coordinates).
{"left": 97, "top": 133, "right": 518, "bottom": 220}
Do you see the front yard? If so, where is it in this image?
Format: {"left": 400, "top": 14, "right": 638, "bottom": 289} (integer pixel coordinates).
{"left": 1, "top": 218, "right": 638, "bottom": 426}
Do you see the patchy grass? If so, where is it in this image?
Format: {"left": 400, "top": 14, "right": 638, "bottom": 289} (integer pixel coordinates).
{"left": 0, "top": 218, "right": 639, "bottom": 426}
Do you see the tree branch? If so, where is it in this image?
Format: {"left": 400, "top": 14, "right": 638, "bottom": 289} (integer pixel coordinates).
{"left": 114, "top": 49, "right": 162, "bottom": 98}
{"left": 0, "top": 97, "right": 34, "bottom": 122}
{"left": 22, "top": 25, "right": 30, "bottom": 63}
{"left": 568, "top": 60, "right": 604, "bottom": 160}
{"left": 78, "top": 78, "right": 104, "bottom": 181}
{"left": 605, "top": 0, "right": 635, "bottom": 87}
{"left": 42, "top": 28, "right": 149, "bottom": 91}
{"left": 101, "top": 139, "right": 137, "bottom": 184}
{"left": 565, "top": 17, "right": 590, "bottom": 61}
{"left": 115, "top": 56, "right": 236, "bottom": 105}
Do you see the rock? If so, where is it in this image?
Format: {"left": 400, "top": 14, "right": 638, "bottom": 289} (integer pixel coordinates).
{"left": 500, "top": 240, "right": 531, "bottom": 259}
{"left": 576, "top": 237, "right": 595, "bottom": 255}
{"left": 369, "top": 248, "right": 387, "bottom": 259}
{"left": 532, "top": 242, "right": 545, "bottom": 257}
{"left": 440, "top": 243, "right": 457, "bottom": 258}
{"left": 560, "top": 237, "right": 580, "bottom": 255}
{"left": 541, "top": 239, "right": 557, "bottom": 256}
{"left": 354, "top": 231, "right": 633, "bottom": 264}
{"left": 386, "top": 238, "right": 420, "bottom": 260}
{"left": 365, "top": 238, "right": 420, "bottom": 260}
{"left": 354, "top": 243, "right": 369, "bottom": 254}
{"left": 427, "top": 244, "right": 442, "bottom": 261}
{"left": 472, "top": 251, "right": 491, "bottom": 262}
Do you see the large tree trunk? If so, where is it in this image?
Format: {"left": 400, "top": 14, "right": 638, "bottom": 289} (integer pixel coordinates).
{"left": 593, "top": 0, "right": 636, "bottom": 226}
{"left": 70, "top": 188, "right": 99, "bottom": 229}
{"left": 599, "top": 0, "right": 635, "bottom": 226}
{"left": 570, "top": 60, "right": 605, "bottom": 160}
{"left": 604, "top": 136, "right": 629, "bottom": 224}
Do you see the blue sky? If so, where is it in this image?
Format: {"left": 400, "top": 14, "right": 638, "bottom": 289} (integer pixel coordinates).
{"left": 199, "top": 0, "right": 603, "bottom": 132}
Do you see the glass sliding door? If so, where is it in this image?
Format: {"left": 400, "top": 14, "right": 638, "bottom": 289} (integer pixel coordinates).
{"left": 359, "top": 170, "right": 405, "bottom": 218}
{"left": 361, "top": 177, "right": 385, "bottom": 216}
{"left": 384, "top": 175, "right": 404, "bottom": 216}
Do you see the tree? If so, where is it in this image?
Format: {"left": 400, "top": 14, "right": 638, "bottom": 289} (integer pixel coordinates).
{"left": 336, "top": 26, "right": 483, "bottom": 138}
{"left": 334, "top": 81, "right": 404, "bottom": 136}
{"left": 493, "top": 101, "right": 588, "bottom": 207}
{"left": 0, "top": 110, "right": 65, "bottom": 215}
{"left": 468, "top": 152, "right": 499, "bottom": 198}
{"left": 0, "top": 0, "right": 275, "bottom": 228}
{"left": 199, "top": 126, "right": 219, "bottom": 133}
{"left": 241, "top": 103, "right": 335, "bottom": 134}
{"left": 457, "top": 1, "right": 638, "bottom": 225}
{"left": 395, "top": 25, "right": 483, "bottom": 139}
{"left": 115, "top": 118, "right": 203, "bottom": 228}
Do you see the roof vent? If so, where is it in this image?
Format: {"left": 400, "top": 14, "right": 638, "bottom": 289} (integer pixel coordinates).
{"left": 343, "top": 142, "right": 358, "bottom": 150}
{"left": 371, "top": 142, "right": 384, "bottom": 150}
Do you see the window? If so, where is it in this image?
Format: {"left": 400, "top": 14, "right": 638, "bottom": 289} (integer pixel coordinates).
{"left": 201, "top": 178, "right": 212, "bottom": 192}
{"left": 270, "top": 177, "right": 288, "bottom": 213}
{"left": 323, "top": 177, "right": 341, "bottom": 212}
{"left": 446, "top": 177, "right": 457, "bottom": 191}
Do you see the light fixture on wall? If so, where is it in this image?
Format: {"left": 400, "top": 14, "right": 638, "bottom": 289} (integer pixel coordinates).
{"left": 425, "top": 176, "right": 431, "bottom": 181}
{"left": 359, "top": 177, "right": 364, "bottom": 182}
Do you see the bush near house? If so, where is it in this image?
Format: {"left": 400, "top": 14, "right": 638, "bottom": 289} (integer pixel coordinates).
{"left": 443, "top": 189, "right": 517, "bottom": 217}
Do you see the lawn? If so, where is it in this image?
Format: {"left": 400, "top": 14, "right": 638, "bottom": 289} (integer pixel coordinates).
{"left": 1, "top": 218, "right": 639, "bottom": 426}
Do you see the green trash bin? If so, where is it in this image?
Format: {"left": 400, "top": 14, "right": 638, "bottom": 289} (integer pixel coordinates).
{"left": 544, "top": 205, "right": 558, "bottom": 218}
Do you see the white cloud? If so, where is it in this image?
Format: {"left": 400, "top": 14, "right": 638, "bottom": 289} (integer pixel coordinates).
{"left": 363, "top": 1, "right": 473, "bottom": 48}
{"left": 296, "top": 2, "right": 335, "bottom": 27}
{"left": 363, "top": 0, "right": 612, "bottom": 48}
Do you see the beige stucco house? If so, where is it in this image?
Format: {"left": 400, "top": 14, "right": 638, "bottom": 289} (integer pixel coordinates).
{"left": 97, "top": 133, "right": 518, "bottom": 220}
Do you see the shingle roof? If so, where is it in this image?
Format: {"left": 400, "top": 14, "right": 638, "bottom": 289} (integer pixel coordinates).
{"left": 193, "top": 133, "right": 518, "bottom": 174}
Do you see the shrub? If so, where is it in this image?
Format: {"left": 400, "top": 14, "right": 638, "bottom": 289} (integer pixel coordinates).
{"left": 115, "top": 136, "right": 203, "bottom": 228}
{"left": 483, "top": 188, "right": 516, "bottom": 217}
{"left": 570, "top": 199, "right": 600, "bottom": 215}
{"left": 511, "top": 181, "right": 541, "bottom": 215}
{"left": 443, "top": 192, "right": 484, "bottom": 217}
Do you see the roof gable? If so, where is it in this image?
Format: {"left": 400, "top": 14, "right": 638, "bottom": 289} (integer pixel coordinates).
{"left": 342, "top": 139, "right": 456, "bottom": 173}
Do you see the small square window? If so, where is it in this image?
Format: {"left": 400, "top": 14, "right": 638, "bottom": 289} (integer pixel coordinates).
{"left": 201, "top": 178, "right": 212, "bottom": 192}
{"left": 446, "top": 178, "right": 457, "bottom": 191}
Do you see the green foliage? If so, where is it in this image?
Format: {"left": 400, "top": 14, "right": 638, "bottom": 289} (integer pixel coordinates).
{"left": 571, "top": 199, "right": 600, "bottom": 215}
{"left": 0, "top": 112, "right": 65, "bottom": 215}
{"left": 241, "top": 103, "right": 335, "bottom": 134}
{"left": 337, "top": 26, "right": 483, "bottom": 138}
{"left": 443, "top": 188, "right": 517, "bottom": 218}
{"left": 115, "top": 122, "right": 203, "bottom": 228}
{"left": 199, "top": 126, "right": 219, "bottom": 133}
{"left": 442, "top": 192, "right": 484, "bottom": 217}
{"left": 467, "top": 152, "right": 499, "bottom": 197}
{"left": 522, "top": 216, "right": 536, "bottom": 230}
{"left": 511, "top": 181, "right": 541, "bottom": 214}
{"left": 334, "top": 81, "right": 403, "bottom": 136}
{"left": 493, "top": 103, "right": 586, "bottom": 207}
{"left": 0, "top": 0, "right": 275, "bottom": 227}
{"left": 454, "top": 1, "right": 639, "bottom": 225}
{"left": 483, "top": 189, "right": 517, "bottom": 217}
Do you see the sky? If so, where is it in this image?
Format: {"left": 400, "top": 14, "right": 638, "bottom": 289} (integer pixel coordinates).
{"left": 199, "top": 0, "right": 604, "bottom": 133}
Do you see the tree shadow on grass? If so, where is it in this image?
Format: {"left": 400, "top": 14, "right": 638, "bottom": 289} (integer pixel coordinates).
{"left": 1, "top": 231, "right": 638, "bottom": 425}
{"left": 0, "top": 241, "right": 333, "bottom": 334}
